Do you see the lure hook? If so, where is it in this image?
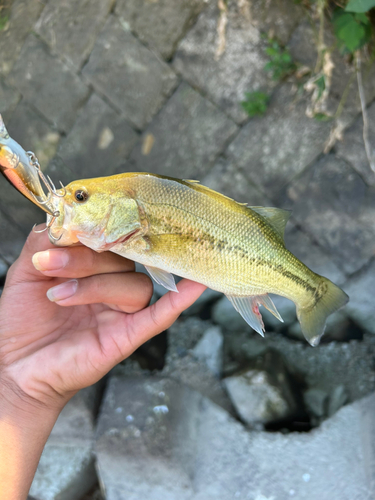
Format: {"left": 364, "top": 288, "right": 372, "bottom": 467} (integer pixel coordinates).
{"left": 32, "top": 209, "right": 62, "bottom": 242}
{"left": 26, "top": 151, "right": 66, "bottom": 199}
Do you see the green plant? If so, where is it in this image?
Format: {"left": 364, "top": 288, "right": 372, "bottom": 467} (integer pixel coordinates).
{"left": 241, "top": 91, "right": 269, "bottom": 117}
{"left": 333, "top": 9, "right": 372, "bottom": 52}
{"left": 264, "top": 39, "right": 297, "bottom": 80}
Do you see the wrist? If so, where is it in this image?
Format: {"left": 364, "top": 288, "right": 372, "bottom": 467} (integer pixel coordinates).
{"left": 0, "top": 375, "right": 63, "bottom": 427}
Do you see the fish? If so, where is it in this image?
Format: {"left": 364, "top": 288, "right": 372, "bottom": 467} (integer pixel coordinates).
{"left": 45, "top": 172, "right": 349, "bottom": 346}
{"left": 0, "top": 114, "right": 348, "bottom": 345}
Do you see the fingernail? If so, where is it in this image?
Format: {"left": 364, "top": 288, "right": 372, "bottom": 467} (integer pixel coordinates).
{"left": 47, "top": 279, "right": 78, "bottom": 302}
{"left": 32, "top": 250, "right": 69, "bottom": 272}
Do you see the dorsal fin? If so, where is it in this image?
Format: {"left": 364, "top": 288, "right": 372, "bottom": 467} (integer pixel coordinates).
{"left": 249, "top": 206, "right": 291, "bottom": 240}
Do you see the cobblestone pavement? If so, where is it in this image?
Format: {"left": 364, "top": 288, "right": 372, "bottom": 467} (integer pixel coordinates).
{"left": 1, "top": 1, "right": 375, "bottom": 498}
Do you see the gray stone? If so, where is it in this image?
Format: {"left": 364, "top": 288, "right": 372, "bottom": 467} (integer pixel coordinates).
{"left": 212, "top": 295, "right": 252, "bottom": 333}
{"left": 164, "top": 317, "right": 234, "bottom": 412}
{"left": 0, "top": 78, "right": 20, "bottom": 122}
{"left": 328, "top": 384, "right": 348, "bottom": 418}
{"left": 129, "top": 82, "right": 238, "bottom": 179}
{"left": 249, "top": 0, "right": 304, "bottom": 45}
{"left": 116, "top": 0, "right": 206, "bottom": 60}
{"left": 282, "top": 154, "right": 373, "bottom": 275}
{"left": 9, "top": 36, "right": 90, "bottom": 133}
{"left": 0, "top": 256, "right": 8, "bottom": 278}
{"left": 0, "top": 205, "right": 27, "bottom": 262}
{"left": 227, "top": 83, "right": 332, "bottom": 197}
{"left": 224, "top": 350, "right": 298, "bottom": 427}
{"left": 29, "top": 387, "right": 98, "bottom": 500}
{"left": 95, "top": 377, "right": 200, "bottom": 500}
{"left": 343, "top": 258, "right": 375, "bottom": 334}
{"left": 224, "top": 331, "right": 375, "bottom": 406}
{"left": 35, "top": 0, "right": 114, "bottom": 69}
{"left": 303, "top": 388, "right": 328, "bottom": 418}
{"left": 336, "top": 101, "right": 375, "bottom": 187}
{"left": 174, "top": 0, "right": 272, "bottom": 124}
{"left": 56, "top": 93, "right": 138, "bottom": 179}
{"left": 284, "top": 222, "right": 347, "bottom": 285}
{"left": 95, "top": 376, "right": 375, "bottom": 499}
{"left": 193, "top": 325, "right": 223, "bottom": 377}
{"left": 44, "top": 155, "right": 76, "bottom": 191}
{"left": 182, "top": 287, "right": 221, "bottom": 316}
{"left": 0, "top": 0, "right": 45, "bottom": 76}
{"left": 201, "top": 156, "right": 272, "bottom": 206}
{"left": 83, "top": 15, "right": 178, "bottom": 130}
{"left": 8, "top": 101, "right": 61, "bottom": 167}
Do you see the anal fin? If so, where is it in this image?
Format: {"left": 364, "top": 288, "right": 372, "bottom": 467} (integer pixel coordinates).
{"left": 145, "top": 265, "right": 178, "bottom": 293}
{"left": 226, "top": 294, "right": 283, "bottom": 336}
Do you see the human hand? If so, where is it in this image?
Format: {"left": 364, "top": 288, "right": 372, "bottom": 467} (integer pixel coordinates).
{"left": 0, "top": 227, "right": 207, "bottom": 412}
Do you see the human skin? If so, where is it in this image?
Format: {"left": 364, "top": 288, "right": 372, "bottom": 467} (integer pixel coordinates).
{"left": 0, "top": 227, "right": 206, "bottom": 500}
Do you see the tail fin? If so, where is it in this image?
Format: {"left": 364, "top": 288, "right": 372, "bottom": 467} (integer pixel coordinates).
{"left": 297, "top": 277, "right": 349, "bottom": 346}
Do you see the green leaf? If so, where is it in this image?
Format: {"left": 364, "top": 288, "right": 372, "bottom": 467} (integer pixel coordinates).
{"left": 345, "top": 0, "right": 375, "bottom": 13}
{"left": 241, "top": 91, "right": 269, "bottom": 117}
{"left": 333, "top": 9, "right": 372, "bottom": 52}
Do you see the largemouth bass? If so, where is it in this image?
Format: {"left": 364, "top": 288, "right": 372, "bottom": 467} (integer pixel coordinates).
{"left": 46, "top": 172, "right": 348, "bottom": 346}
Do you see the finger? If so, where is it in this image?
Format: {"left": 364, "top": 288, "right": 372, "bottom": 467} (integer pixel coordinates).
{"left": 46, "top": 272, "right": 153, "bottom": 313}
{"left": 120, "top": 279, "right": 207, "bottom": 350}
{"left": 32, "top": 246, "right": 135, "bottom": 278}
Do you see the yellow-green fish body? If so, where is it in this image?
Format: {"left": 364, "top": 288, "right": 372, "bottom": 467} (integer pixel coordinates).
{"left": 49, "top": 172, "right": 348, "bottom": 346}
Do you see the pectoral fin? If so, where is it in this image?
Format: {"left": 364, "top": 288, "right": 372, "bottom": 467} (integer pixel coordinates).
{"left": 145, "top": 265, "right": 178, "bottom": 293}
{"left": 226, "top": 294, "right": 283, "bottom": 336}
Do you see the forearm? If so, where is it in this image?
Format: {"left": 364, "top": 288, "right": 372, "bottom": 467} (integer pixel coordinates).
{"left": 0, "top": 380, "right": 61, "bottom": 500}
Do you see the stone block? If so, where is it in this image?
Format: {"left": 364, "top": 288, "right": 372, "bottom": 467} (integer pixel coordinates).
{"left": 0, "top": 255, "right": 8, "bottom": 278}
{"left": 224, "top": 331, "right": 375, "bottom": 405}
{"left": 193, "top": 325, "right": 224, "bottom": 377}
{"left": 95, "top": 376, "right": 375, "bottom": 499}
{"left": 227, "top": 83, "right": 332, "bottom": 197}
{"left": 35, "top": 0, "right": 114, "bottom": 69}
{"left": 164, "top": 317, "right": 234, "bottom": 412}
{"left": 344, "top": 259, "right": 375, "bottom": 334}
{"left": 130, "top": 83, "right": 238, "bottom": 179}
{"left": 284, "top": 222, "right": 346, "bottom": 285}
{"left": 116, "top": 0, "right": 206, "bottom": 60}
{"left": 95, "top": 377, "right": 200, "bottom": 500}
{"left": 201, "top": 157, "right": 272, "bottom": 206}
{"left": 7, "top": 100, "right": 61, "bottom": 168}
{"left": 9, "top": 35, "right": 90, "bottom": 133}
{"left": 56, "top": 93, "right": 138, "bottom": 179}
{"left": 0, "top": 78, "right": 21, "bottom": 122}
{"left": 0, "top": 0, "right": 44, "bottom": 76}
{"left": 83, "top": 15, "right": 178, "bottom": 130}
{"left": 336, "top": 101, "right": 375, "bottom": 187}
{"left": 281, "top": 154, "right": 374, "bottom": 275}
{"left": 29, "top": 386, "right": 99, "bottom": 500}
{"left": 174, "top": 0, "right": 272, "bottom": 124}
{"left": 249, "top": 0, "right": 304, "bottom": 44}
{"left": 224, "top": 350, "right": 299, "bottom": 427}
{"left": 0, "top": 205, "right": 27, "bottom": 262}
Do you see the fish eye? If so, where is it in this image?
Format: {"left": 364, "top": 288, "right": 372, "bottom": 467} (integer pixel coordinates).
{"left": 74, "top": 189, "right": 89, "bottom": 203}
